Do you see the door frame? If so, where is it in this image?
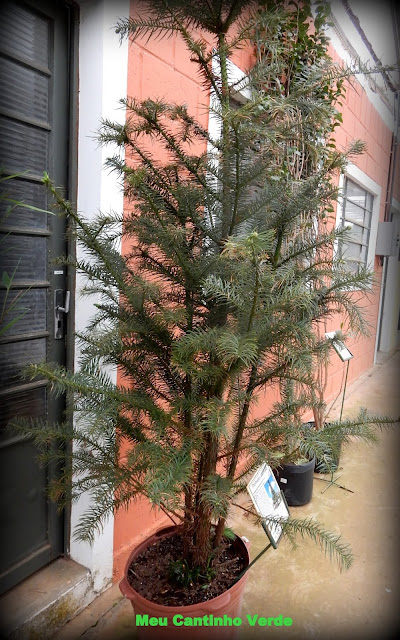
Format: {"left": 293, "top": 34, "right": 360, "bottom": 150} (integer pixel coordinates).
{"left": 63, "top": 0, "right": 79, "bottom": 560}
{"left": 0, "top": 0, "right": 80, "bottom": 594}
{"left": 66, "top": 0, "right": 129, "bottom": 592}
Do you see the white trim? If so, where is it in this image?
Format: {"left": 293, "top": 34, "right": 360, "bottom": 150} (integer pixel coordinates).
{"left": 226, "top": 58, "right": 252, "bottom": 104}
{"left": 71, "top": 0, "right": 129, "bottom": 592}
{"left": 207, "top": 56, "right": 251, "bottom": 232}
{"left": 325, "top": 2, "right": 396, "bottom": 131}
{"left": 392, "top": 197, "right": 400, "bottom": 215}
{"left": 208, "top": 56, "right": 250, "bottom": 143}
{"left": 336, "top": 163, "right": 381, "bottom": 273}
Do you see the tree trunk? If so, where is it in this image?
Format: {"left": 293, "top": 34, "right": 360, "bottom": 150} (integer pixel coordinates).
{"left": 192, "top": 508, "right": 213, "bottom": 569}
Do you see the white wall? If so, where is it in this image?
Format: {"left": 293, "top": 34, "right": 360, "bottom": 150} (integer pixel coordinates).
{"left": 379, "top": 200, "right": 400, "bottom": 352}
{"left": 71, "top": 0, "right": 129, "bottom": 592}
{"left": 326, "top": 1, "right": 399, "bottom": 361}
{"left": 327, "top": 0, "right": 398, "bottom": 130}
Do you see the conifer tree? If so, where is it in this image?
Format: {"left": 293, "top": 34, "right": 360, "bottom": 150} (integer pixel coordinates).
{"left": 18, "top": 0, "right": 397, "bottom": 577}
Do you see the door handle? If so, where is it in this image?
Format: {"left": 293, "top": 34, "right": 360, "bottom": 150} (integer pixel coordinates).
{"left": 54, "top": 290, "right": 70, "bottom": 339}
{"left": 58, "top": 290, "right": 70, "bottom": 314}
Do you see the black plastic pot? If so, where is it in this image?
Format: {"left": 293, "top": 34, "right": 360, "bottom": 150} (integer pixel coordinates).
{"left": 275, "top": 458, "right": 315, "bottom": 506}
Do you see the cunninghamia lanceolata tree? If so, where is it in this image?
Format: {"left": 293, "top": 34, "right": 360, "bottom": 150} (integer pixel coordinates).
{"left": 16, "top": 0, "right": 398, "bottom": 576}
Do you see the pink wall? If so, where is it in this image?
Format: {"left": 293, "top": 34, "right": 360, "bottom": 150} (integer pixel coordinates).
{"left": 113, "top": 12, "right": 215, "bottom": 581}
{"left": 112, "top": 13, "right": 394, "bottom": 580}
{"left": 326, "top": 44, "right": 392, "bottom": 396}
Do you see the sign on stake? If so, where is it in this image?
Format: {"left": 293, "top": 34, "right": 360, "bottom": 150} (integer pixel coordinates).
{"left": 247, "top": 463, "right": 290, "bottom": 548}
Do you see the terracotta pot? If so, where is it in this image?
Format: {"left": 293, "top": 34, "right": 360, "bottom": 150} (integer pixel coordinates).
{"left": 119, "top": 525, "right": 250, "bottom": 639}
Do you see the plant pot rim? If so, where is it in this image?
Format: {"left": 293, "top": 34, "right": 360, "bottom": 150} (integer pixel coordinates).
{"left": 120, "top": 524, "right": 250, "bottom": 612}
{"left": 278, "top": 457, "right": 315, "bottom": 472}
{"left": 303, "top": 421, "right": 332, "bottom": 429}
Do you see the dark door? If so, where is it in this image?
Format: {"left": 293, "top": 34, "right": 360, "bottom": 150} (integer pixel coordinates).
{"left": 0, "top": 0, "right": 72, "bottom": 594}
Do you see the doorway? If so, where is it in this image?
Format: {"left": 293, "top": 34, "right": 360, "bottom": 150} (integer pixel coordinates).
{"left": 0, "top": 0, "right": 74, "bottom": 594}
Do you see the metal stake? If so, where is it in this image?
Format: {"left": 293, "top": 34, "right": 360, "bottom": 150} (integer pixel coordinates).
{"left": 317, "top": 358, "right": 352, "bottom": 494}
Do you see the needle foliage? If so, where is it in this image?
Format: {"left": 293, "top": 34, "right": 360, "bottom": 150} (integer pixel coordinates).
{"left": 16, "top": 0, "right": 398, "bottom": 576}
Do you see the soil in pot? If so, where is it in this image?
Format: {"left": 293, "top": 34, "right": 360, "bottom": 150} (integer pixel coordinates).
{"left": 120, "top": 526, "right": 250, "bottom": 639}
{"left": 275, "top": 457, "right": 315, "bottom": 506}
{"left": 127, "top": 530, "right": 247, "bottom": 606}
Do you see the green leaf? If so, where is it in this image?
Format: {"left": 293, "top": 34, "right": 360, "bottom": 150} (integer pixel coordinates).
{"left": 216, "top": 332, "right": 258, "bottom": 367}
{"left": 223, "top": 527, "right": 236, "bottom": 541}
{"left": 1, "top": 271, "right": 11, "bottom": 288}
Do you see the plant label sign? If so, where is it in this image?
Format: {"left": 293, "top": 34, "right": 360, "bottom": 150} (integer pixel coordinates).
{"left": 247, "top": 463, "right": 290, "bottom": 548}
{"left": 325, "top": 332, "right": 353, "bottom": 361}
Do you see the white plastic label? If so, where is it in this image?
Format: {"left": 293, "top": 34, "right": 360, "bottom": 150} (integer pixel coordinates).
{"left": 247, "top": 463, "right": 289, "bottom": 546}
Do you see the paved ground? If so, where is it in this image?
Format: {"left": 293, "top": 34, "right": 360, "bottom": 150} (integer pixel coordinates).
{"left": 53, "top": 348, "right": 400, "bottom": 640}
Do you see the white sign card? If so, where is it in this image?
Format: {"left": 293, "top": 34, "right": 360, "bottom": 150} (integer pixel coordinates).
{"left": 331, "top": 339, "right": 353, "bottom": 362}
{"left": 325, "top": 332, "right": 353, "bottom": 362}
{"left": 247, "top": 463, "right": 290, "bottom": 547}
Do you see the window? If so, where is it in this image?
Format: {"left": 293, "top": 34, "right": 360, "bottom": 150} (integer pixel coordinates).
{"left": 339, "top": 177, "right": 374, "bottom": 273}
{"left": 206, "top": 56, "right": 252, "bottom": 239}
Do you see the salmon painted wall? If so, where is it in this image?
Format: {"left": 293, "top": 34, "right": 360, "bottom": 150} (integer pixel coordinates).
{"left": 113, "top": 9, "right": 212, "bottom": 581}
{"left": 113, "top": 6, "right": 394, "bottom": 580}
{"left": 323, "top": 43, "right": 393, "bottom": 405}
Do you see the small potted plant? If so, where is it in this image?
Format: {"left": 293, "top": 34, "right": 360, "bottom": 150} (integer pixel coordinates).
{"left": 13, "top": 0, "right": 398, "bottom": 635}
{"left": 308, "top": 330, "right": 344, "bottom": 474}
{"left": 300, "top": 327, "right": 381, "bottom": 475}
{"left": 273, "top": 439, "right": 317, "bottom": 507}
{"left": 271, "top": 381, "right": 316, "bottom": 506}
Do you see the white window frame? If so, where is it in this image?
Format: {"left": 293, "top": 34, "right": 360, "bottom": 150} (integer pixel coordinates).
{"left": 72, "top": 0, "right": 129, "bottom": 591}
{"left": 336, "top": 164, "right": 381, "bottom": 275}
{"left": 208, "top": 56, "right": 251, "bottom": 150}
{"left": 206, "top": 56, "right": 251, "bottom": 234}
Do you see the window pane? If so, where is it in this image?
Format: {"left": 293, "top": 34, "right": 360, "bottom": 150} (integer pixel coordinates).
{"left": 346, "top": 180, "right": 367, "bottom": 207}
{"left": 0, "top": 289, "right": 47, "bottom": 337}
{"left": 0, "top": 178, "right": 48, "bottom": 230}
{"left": 343, "top": 200, "right": 368, "bottom": 227}
{"left": 0, "top": 387, "right": 46, "bottom": 435}
{"left": 0, "top": 234, "right": 47, "bottom": 281}
{"left": 347, "top": 223, "right": 369, "bottom": 245}
{"left": 340, "top": 178, "right": 373, "bottom": 272}
{"left": 0, "top": 1, "right": 50, "bottom": 68}
{"left": 0, "top": 117, "right": 49, "bottom": 175}
{"left": 342, "top": 241, "right": 368, "bottom": 264}
{"left": 0, "top": 339, "right": 46, "bottom": 389}
{"left": 0, "top": 58, "right": 49, "bottom": 123}
{"left": 343, "top": 241, "right": 362, "bottom": 261}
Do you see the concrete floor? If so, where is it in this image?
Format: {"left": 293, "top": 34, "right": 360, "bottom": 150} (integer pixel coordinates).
{"left": 49, "top": 349, "right": 400, "bottom": 639}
